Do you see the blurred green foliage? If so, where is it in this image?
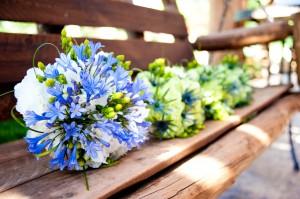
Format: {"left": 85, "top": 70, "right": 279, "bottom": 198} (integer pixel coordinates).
{"left": 0, "top": 120, "right": 26, "bottom": 144}
{"left": 0, "top": 21, "right": 37, "bottom": 34}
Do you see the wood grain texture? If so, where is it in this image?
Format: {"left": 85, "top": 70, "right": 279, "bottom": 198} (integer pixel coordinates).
{"left": 0, "top": 33, "right": 193, "bottom": 83}
{"left": 293, "top": 13, "right": 300, "bottom": 84}
{"left": 0, "top": 86, "right": 290, "bottom": 198}
{"left": 0, "top": 0, "right": 187, "bottom": 37}
{"left": 194, "top": 20, "right": 293, "bottom": 51}
{"left": 125, "top": 94, "right": 300, "bottom": 199}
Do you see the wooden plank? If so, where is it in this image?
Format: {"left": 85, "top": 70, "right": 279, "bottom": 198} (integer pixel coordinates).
{"left": 0, "top": 0, "right": 187, "bottom": 37}
{"left": 194, "top": 20, "right": 293, "bottom": 51}
{"left": 0, "top": 33, "right": 193, "bottom": 83}
{"left": 209, "top": 0, "right": 246, "bottom": 64}
{"left": 0, "top": 85, "right": 290, "bottom": 198}
{"left": 292, "top": 13, "right": 300, "bottom": 84}
{"left": 125, "top": 94, "right": 300, "bottom": 199}
{"left": 0, "top": 140, "right": 27, "bottom": 163}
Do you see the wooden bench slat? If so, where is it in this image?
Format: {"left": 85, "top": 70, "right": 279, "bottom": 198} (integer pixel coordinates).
{"left": 0, "top": 33, "right": 193, "bottom": 83}
{"left": 124, "top": 94, "right": 300, "bottom": 199}
{"left": 0, "top": 85, "right": 290, "bottom": 198}
{"left": 0, "top": 140, "right": 27, "bottom": 163}
{"left": 0, "top": 0, "right": 188, "bottom": 37}
{"left": 194, "top": 20, "right": 293, "bottom": 51}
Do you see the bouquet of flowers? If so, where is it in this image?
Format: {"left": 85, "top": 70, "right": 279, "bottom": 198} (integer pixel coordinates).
{"left": 13, "top": 29, "right": 152, "bottom": 175}
{"left": 187, "top": 56, "right": 252, "bottom": 120}
{"left": 217, "top": 55, "right": 253, "bottom": 108}
{"left": 187, "top": 65, "right": 233, "bottom": 120}
{"left": 137, "top": 59, "right": 205, "bottom": 139}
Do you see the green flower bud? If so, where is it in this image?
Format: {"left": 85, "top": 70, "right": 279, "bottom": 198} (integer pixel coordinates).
{"left": 78, "top": 159, "right": 85, "bottom": 167}
{"left": 45, "top": 78, "right": 55, "bottom": 87}
{"left": 36, "top": 75, "right": 46, "bottom": 83}
{"left": 116, "top": 55, "right": 125, "bottom": 62}
{"left": 62, "top": 37, "right": 68, "bottom": 46}
{"left": 115, "top": 104, "right": 123, "bottom": 111}
{"left": 67, "top": 142, "right": 74, "bottom": 149}
{"left": 37, "top": 61, "right": 45, "bottom": 71}
{"left": 123, "top": 60, "right": 131, "bottom": 70}
{"left": 121, "top": 96, "right": 131, "bottom": 104}
{"left": 149, "top": 58, "right": 166, "bottom": 76}
{"left": 68, "top": 40, "right": 73, "bottom": 48}
{"left": 105, "top": 111, "right": 116, "bottom": 119}
{"left": 84, "top": 39, "right": 89, "bottom": 46}
{"left": 102, "top": 107, "right": 114, "bottom": 116}
{"left": 83, "top": 154, "right": 89, "bottom": 161}
{"left": 57, "top": 74, "right": 67, "bottom": 84}
{"left": 61, "top": 28, "right": 67, "bottom": 37}
{"left": 106, "top": 107, "right": 114, "bottom": 113}
{"left": 111, "top": 92, "right": 124, "bottom": 100}
{"left": 48, "top": 96, "right": 56, "bottom": 104}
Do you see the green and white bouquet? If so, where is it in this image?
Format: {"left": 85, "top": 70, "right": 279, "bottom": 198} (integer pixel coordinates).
{"left": 137, "top": 59, "right": 205, "bottom": 139}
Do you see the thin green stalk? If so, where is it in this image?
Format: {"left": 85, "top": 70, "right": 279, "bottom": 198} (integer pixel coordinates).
{"left": 32, "top": 42, "right": 60, "bottom": 77}
{"left": 83, "top": 171, "right": 90, "bottom": 191}
{"left": 0, "top": 90, "right": 14, "bottom": 98}
{"left": 10, "top": 106, "right": 44, "bottom": 134}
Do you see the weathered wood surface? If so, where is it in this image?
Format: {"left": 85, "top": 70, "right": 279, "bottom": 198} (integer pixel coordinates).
{"left": 194, "top": 20, "right": 293, "bottom": 51}
{"left": 0, "top": 85, "right": 290, "bottom": 198}
{"left": 0, "top": 0, "right": 187, "bottom": 37}
{"left": 293, "top": 13, "right": 300, "bottom": 84}
{"left": 209, "top": 0, "right": 246, "bottom": 64}
{"left": 125, "top": 94, "right": 300, "bottom": 199}
{"left": 0, "top": 33, "right": 193, "bottom": 83}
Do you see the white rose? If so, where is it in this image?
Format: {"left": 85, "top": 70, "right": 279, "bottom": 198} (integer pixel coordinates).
{"left": 14, "top": 68, "right": 49, "bottom": 115}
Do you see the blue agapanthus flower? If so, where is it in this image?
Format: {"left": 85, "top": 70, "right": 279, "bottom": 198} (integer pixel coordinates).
{"left": 14, "top": 30, "right": 152, "bottom": 171}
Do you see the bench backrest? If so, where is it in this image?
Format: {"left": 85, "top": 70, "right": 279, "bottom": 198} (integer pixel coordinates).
{"left": 0, "top": 0, "right": 193, "bottom": 84}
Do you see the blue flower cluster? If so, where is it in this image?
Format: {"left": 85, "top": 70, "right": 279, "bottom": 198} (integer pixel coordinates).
{"left": 16, "top": 32, "right": 152, "bottom": 170}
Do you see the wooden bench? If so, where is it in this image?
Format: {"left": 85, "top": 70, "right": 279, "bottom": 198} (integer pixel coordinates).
{"left": 0, "top": 1, "right": 298, "bottom": 198}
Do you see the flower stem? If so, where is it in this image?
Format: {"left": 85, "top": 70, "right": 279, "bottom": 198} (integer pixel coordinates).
{"left": 0, "top": 90, "right": 14, "bottom": 98}
{"left": 83, "top": 171, "right": 90, "bottom": 191}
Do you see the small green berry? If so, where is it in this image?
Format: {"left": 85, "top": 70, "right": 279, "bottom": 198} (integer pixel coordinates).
{"left": 78, "top": 159, "right": 85, "bottom": 167}
{"left": 106, "top": 111, "right": 116, "bottom": 119}
{"left": 107, "top": 107, "right": 114, "bottom": 113}
{"left": 123, "top": 60, "right": 131, "bottom": 70}
{"left": 116, "top": 55, "right": 125, "bottom": 62}
{"left": 121, "top": 96, "right": 131, "bottom": 104}
{"left": 61, "top": 28, "right": 67, "bottom": 37}
{"left": 84, "top": 39, "right": 89, "bottom": 46}
{"left": 57, "top": 74, "right": 67, "bottom": 84}
{"left": 37, "top": 61, "right": 45, "bottom": 71}
{"left": 115, "top": 104, "right": 123, "bottom": 111}
{"left": 36, "top": 75, "right": 46, "bottom": 83}
{"left": 45, "top": 78, "right": 55, "bottom": 87}
{"left": 48, "top": 96, "right": 56, "bottom": 103}
{"left": 111, "top": 92, "right": 124, "bottom": 100}
{"left": 83, "top": 154, "right": 89, "bottom": 161}
{"left": 67, "top": 142, "right": 74, "bottom": 149}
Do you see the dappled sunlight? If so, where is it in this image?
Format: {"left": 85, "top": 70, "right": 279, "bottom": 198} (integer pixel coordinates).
{"left": 0, "top": 21, "right": 38, "bottom": 34}
{"left": 175, "top": 155, "right": 232, "bottom": 187}
{"left": 65, "top": 25, "right": 128, "bottom": 40}
{"left": 132, "top": 0, "right": 164, "bottom": 10}
{"left": 226, "top": 115, "right": 242, "bottom": 123}
{"left": 155, "top": 144, "right": 187, "bottom": 161}
{"left": 144, "top": 31, "right": 175, "bottom": 43}
{"left": 0, "top": 191, "right": 31, "bottom": 199}
{"left": 237, "top": 124, "right": 271, "bottom": 146}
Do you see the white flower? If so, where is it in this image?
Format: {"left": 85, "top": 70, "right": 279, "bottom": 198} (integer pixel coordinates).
{"left": 14, "top": 68, "right": 49, "bottom": 115}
